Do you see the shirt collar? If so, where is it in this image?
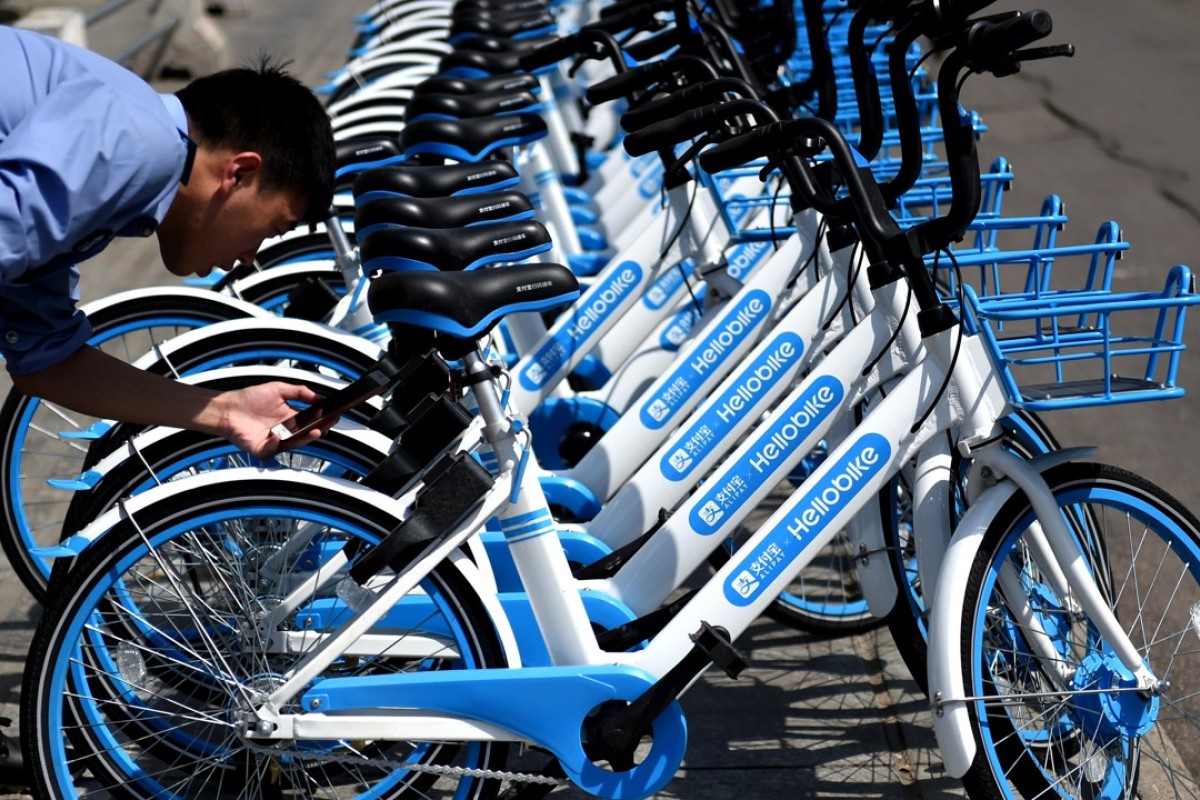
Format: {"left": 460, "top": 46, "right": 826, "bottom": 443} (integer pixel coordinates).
{"left": 158, "top": 92, "right": 196, "bottom": 185}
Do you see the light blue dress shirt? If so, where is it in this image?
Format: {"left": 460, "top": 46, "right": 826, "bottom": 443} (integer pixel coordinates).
{"left": 0, "top": 26, "right": 192, "bottom": 375}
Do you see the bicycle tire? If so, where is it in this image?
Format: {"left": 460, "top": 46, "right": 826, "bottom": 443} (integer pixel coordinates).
{"left": 0, "top": 291, "right": 260, "bottom": 602}
{"left": 79, "top": 320, "right": 385, "bottom": 467}
{"left": 22, "top": 473, "right": 509, "bottom": 800}
{"left": 958, "top": 462, "right": 1200, "bottom": 800}
{"left": 61, "top": 424, "right": 391, "bottom": 542}
{"left": 226, "top": 261, "right": 348, "bottom": 314}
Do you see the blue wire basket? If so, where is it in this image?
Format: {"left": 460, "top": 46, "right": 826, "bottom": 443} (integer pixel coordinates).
{"left": 961, "top": 263, "right": 1199, "bottom": 410}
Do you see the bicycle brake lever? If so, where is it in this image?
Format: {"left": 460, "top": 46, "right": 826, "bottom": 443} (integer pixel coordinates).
{"left": 1013, "top": 43, "right": 1075, "bottom": 62}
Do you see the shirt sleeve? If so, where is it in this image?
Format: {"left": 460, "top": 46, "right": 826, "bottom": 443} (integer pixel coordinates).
{"left": 0, "top": 265, "right": 92, "bottom": 376}
{"left": 0, "top": 70, "right": 183, "bottom": 375}
{"left": 0, "top": 75, "right": 182, "bottom": 278}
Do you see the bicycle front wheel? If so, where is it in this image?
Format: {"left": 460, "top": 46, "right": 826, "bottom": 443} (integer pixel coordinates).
{"left": 959, "top": 462, "right": 1200, "bottom": 800}
{"left": 22, "top": 473, "right": 509, "bottom": 800}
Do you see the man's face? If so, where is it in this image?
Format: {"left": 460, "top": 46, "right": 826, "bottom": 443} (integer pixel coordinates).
{"left": 157, "top": 151, "right": 307, "bottom": 278}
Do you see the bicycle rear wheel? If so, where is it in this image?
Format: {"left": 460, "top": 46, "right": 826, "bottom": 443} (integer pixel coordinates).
{"left": 0, "top": 291, "right": 260, "bottom": 601}
{"left": 958, "top": 462, "right": 1200, "bottom": 800}
{"left": 22, "top": 473, "right": 509, "bottom": 800}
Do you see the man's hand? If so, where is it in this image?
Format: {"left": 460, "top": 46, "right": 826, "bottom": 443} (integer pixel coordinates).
{"left": 213, "top": 381, "right": 337, "bottom": 460}
{"left": 12, "top": 347, "right": 342, "bottom": 459}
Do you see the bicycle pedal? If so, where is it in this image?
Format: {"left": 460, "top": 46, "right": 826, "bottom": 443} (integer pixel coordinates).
{"left": 690, "top": 622, "right": 748, "bottom": 679}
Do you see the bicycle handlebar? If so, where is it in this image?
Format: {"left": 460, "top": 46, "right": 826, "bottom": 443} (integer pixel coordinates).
{"left": 966, "top": 8, "right": 1052, "bottom": 66}
{"left": 619, "top": 77, "right": 757, "bottom": 133}
{"left": 518, "top": 28, "right": 627, "bottom": 73}
{"left": 585, "top": 55, "right": 718, "bottom": 104}
{"left": 621, "top": 98, "right": 778, "bottom": 156}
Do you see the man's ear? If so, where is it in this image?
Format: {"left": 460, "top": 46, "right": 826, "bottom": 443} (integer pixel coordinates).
{"left": 225, "top": 151, "right": 264, "bottom": 190}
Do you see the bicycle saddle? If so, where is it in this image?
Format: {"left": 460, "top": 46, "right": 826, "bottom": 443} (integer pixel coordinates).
{"left": 400, "top": 113, "right": 547, "bottom": 161}
{"left": 355, "top": 190, "right": 535, "bottom": 239}
{"left": 448, "top": 12, "right": 557, "bottom": 43}
{"left": 369, "top": 262, "right": 580, "bottom": 340}
{"left": 410, "top": 73, "right": 540, "bottom": 98}
{"left": 404, "top": 89, "right": 540, "bottom": 123}
{"left": 455, "top": 0, "right": 548, "bottom": 13}
{"left": 438, "top": 47, "right": 526, "bottom": 76}
{"left": 335, "top": 137, "right": 403, "bottom": 172}
{"left": 361, "top": 219, "right": 553, "bottom": 272}
{"left": 453, "top": 32, "right": 558, "bottom": 54}
{"left": 353, "top": 161, "right": 521, "bottom": 200}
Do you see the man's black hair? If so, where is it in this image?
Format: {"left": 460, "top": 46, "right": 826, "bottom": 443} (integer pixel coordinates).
{"left": 176, "top": 55, "right": 335, "bottom": 225}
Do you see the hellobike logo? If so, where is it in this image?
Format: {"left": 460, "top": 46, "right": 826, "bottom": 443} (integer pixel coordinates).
{"left": 518, "top": 262, "right": 642, "bottom": 392}
{"left": 639, "top": 290, "right": 772, "bottom": 430}
{"left": 688, "top": 375, "right": 842, "bottom": 535}
{"left": 660, "top": 332, "right": 805, "bottom": 482}
{"left": 724, "top": 433, "right": 892, "bottom": 607}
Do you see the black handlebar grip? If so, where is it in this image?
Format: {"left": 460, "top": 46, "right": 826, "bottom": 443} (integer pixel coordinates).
{"left": 623, "top": 26, "right": 683, "bottom": 62}
{"left": 622, "top": 99, "right": 767, "bottom": 156}
{"left": 967, "top": 9, "right": 1052, "bottom": 62}
{"left": 697, "top": 122, "right": 789, "bottom": 173}
{"left": 585, "top": 60, "right": 674, "bottom": 104}
{"left": 620, "top": 80, "right": 727, "bottom": 133}
{"left": 621, "top": 107, "right": 709, "bottom": 156}
{"left": 517, "top": 34, "right": 578, "bottom": 71}
{"left": 582, "top": 1, "right": 668, "bottom": 35}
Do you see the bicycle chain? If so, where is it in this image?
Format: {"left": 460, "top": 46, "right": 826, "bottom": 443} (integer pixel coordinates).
{"left": 242, "top": 739, "right": 567, "bottom": 786}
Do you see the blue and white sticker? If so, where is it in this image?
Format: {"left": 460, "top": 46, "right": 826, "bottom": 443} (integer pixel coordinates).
{"left": 725, "top": 432, "right": 892, "bottom": 606}
{"left": 518, "top": 262, "right": 643, "bottom": 391}
{"left": 689, "top": 376, "right": 844, "bottom": 536}
{"left": 659, "top": 306, "right": 701, "bottom": 352}
{"left": 660, "top": 332, "right": 805, "bottom": 482}
{"left": 725, "top": 239, "right": 773, "bottom": 281}
{"left": 641, "top": 259, "right": 695, "bottom": 311}
{"left": 638, "top": 289, "right": 772, "bottom": 430}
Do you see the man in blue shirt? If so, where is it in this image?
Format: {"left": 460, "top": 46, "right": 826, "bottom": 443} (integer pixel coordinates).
{"left": 0, "top": 26, "right": 338, "bottom": 458}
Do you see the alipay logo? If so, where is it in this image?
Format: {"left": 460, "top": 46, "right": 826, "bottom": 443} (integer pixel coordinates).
{"left": 525, "top": 362, "right": 547, "bottom": 386}
{"left": 647, "top": 399, "right": 671, "bottom": 422}
{"left": 669, "top": 448, "right": 692, "bottom": 472}
{"left": 731, "top": 570, "right": 759, "bottom": 599}
{"left": 698, "top": 500, "right": 724, "bottom": 526}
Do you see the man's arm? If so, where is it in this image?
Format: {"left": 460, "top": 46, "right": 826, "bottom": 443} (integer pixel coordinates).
{"left": 11, "top": 345, "right": 327, "bottom": 458}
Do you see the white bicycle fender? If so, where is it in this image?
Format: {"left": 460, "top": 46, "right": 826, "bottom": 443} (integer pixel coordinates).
{"left": 79, "top": 285, "right": 269, "bottom": 320}
{"left": 927, "top": 447, "right": 1093, "bottom": 777}
{"left": 848, "top": 496, "right": 896, "bottom": 617}
{"left": 41, "top": 468, "right": 420, "bottom": 560}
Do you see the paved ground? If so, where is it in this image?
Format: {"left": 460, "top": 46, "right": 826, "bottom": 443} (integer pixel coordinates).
{"left": 2, "top": 1, "right": 1200, "bottom": 798}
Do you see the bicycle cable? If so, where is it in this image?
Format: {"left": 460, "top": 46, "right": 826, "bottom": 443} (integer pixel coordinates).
{"left": 910, "top": 247, "right": 966, "bottom": 434}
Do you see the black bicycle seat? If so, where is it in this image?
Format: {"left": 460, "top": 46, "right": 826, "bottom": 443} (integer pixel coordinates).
{"left": 410, "top": 73, "right": 540, "bottom": 98}
{"left": 400, "top": 114, "right": 548, "bottom": 161}
{"left": 336, "top": 137, "right": 402, "bottom": 171}
{"left": 361, "top": 219, "right": 553, "bottom": 272}
{"left": 355, "top": 190, "right": 534, "bottom": 238}
{"left": 353, "top": 161, "right": 521, "bottom": 200}
{"left": 404, "top": 89, "right": 539, "bottom": 123}
{"left": 439, "top": 47, "right": 526, "bottom": 76}
{"left": 449, "top": 12, "right": 556, "bottom": 42}
{"left": 369, "top": 262, "right": 579, "bottom": 340}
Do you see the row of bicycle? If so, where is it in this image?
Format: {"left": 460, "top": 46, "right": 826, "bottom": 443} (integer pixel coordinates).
{"left": 11, "top": 0, "right": 1200, "bottom": 799}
